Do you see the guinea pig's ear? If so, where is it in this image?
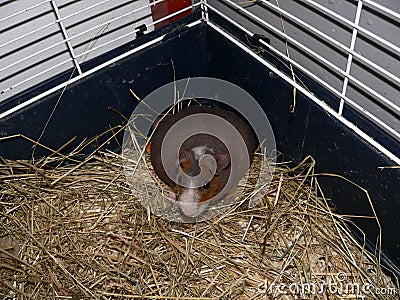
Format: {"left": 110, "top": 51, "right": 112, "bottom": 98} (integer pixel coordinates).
{"left": 214, "top": 153, "right": 231, "bottom": 175}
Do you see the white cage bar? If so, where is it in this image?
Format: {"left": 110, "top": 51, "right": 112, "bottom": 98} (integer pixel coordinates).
{"left": 0, "top": 0, "right": 159, "bottom": 101}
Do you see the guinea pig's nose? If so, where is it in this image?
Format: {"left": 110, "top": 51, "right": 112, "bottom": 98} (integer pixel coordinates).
{"left": 180, "top": 203, "right": 209, "bottom": 219}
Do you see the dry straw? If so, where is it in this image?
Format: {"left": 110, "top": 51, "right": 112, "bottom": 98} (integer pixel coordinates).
{"left": 0, "top": 131, "right": 398, "bottom": 299}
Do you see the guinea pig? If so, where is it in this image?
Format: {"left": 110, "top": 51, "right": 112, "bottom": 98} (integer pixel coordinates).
{"left": 148, "top": 105, "right": 255, "bottom": 218}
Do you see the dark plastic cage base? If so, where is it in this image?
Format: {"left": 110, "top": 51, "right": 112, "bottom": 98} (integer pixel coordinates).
{"left": 0, "top": 12, "right": 399, "bottom": 276}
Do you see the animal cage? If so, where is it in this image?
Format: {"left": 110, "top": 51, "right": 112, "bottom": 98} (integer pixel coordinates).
{"left": 0, "top": 0, "right": 399, "bottom": 286}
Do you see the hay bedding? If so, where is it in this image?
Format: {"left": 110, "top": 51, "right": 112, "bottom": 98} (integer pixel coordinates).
{"left": 0, "top": 145, "right": 398, "bottom": 299}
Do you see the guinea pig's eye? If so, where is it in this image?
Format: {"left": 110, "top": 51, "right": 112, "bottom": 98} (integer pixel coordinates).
{"left": 203, "top": 181, "right": 211, "bottom": 190}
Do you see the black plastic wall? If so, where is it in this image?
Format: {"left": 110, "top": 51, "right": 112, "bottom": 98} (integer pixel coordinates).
{"left": 0, "top": 13, "right": 399, "bottom": 275}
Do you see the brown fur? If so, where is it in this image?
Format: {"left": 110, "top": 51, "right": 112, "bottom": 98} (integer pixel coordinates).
{"left": 149, "top": 106, "right": 255, "bottom": 204}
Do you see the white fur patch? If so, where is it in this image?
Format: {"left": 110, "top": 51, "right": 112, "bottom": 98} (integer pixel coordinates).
{"left": 178, "top": 148, "right": 215, "bottom": 217}
{"left": 191, "top": 146, "right": 213, "bottom": 160}
{"left": 178, "top": 179, "right": 208, "bottom": 217}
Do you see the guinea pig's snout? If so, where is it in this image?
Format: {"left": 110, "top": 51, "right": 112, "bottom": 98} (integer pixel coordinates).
{"left": 179, "top": 201, "right": 209, "bottom": 218}
{"left": 178, "top": 187, "right": 209, "bottom": 218}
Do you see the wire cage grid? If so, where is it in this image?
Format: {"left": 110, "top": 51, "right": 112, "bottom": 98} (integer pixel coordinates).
{"left": 0, "top": 0, "right": 399, "bottom": 166}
